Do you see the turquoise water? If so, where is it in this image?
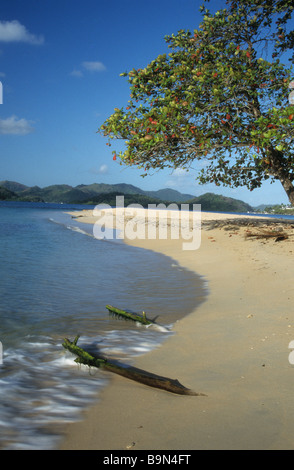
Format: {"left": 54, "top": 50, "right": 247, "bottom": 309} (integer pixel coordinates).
{"left": 0, "top": 202, "right": 205, "bottom": 449}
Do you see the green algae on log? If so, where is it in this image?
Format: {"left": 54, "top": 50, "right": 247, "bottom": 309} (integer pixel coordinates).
{"left": 62, "top": 335, "right": 206, "bottom": 396}
{"left": 106, "top": 304, "right": 154, "bottom": 325}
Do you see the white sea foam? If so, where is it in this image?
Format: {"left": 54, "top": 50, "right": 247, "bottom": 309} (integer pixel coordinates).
{"left": 0, "top": 203, "right": 204, "bottom": 450}
{"left": 0, "top": 327, "right": 173, "bottom": 450}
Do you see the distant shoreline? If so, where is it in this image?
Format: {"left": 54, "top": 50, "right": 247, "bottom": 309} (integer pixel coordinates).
{"left": 0, "top": 180, "right": 259, "bottom": 213}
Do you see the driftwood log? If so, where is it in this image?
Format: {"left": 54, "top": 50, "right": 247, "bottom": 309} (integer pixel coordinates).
{"left": 106, "top": 304, "right": 154, "bottom": 325}
{"left": 62, "top": 335, "right": 206, "bottom": 396}
{"left": 244, "top": 228, "right": 291, "bottom": 242}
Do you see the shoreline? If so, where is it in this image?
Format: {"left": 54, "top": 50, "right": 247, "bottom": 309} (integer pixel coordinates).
{"left": 60, "top": 209, "right": 294, "bottom": 450}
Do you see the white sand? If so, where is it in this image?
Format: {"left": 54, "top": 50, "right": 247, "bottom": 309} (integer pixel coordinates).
{"left": 60, "top": 208, "right": 294, "bottom": 450}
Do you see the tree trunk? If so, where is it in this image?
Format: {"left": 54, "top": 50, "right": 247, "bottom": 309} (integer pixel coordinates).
{"left": 268, "top": 147, "right": 294, "bottom": 206}
{"left": 62, "top": 336, "right": 206, "bottom": 396}
{"left": 279, "top": 176, "right": 294, "bottom": 206}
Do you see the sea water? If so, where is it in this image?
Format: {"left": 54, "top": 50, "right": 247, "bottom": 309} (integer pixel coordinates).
{"left": 0, "top": 201, "right": 205, "bottom": 450}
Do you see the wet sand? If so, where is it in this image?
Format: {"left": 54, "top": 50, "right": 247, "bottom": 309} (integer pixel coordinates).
{"left": 60, "top": 208, "right": 294, "bottom": 450}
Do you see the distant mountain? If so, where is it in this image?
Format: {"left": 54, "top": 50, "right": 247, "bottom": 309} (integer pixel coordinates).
{"left": 16, "top": 185, "right": 44, "bottom": 202}
{"left": 0, "top": 181, "right": 192, "bottom": 204}
{"left": 80, "top": 191, "right": 168, "bottom": 208}
{"left": 186, "top": 193, "right": 253, "bottom": 213}
{"left": 145, "top": 188, "right": 195, "bottom": 202}
{"left": 0, "top": 186, "right": 18, "bottom": 200}
{"left": 0, "top": 180, "right": 254, "bottom": 213}
{"left": 76, "top": 182, "right": 146, "bottom": 196}
{"left": 254, "top": 204, "right": 272, "bottom": 212}
{"left": 0, "top": 180, "right": 29, "bottom": 193}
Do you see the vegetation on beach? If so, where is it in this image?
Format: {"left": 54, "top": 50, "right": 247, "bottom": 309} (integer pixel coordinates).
{"left": 98, "top": 0, "right": 294, "bottom": 204}
{"left": 263, "top": 203, "right": 294, "bottom": 215}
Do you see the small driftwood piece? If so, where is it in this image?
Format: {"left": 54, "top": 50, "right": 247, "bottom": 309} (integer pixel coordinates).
{"left": 244, "top": 229, "right": 289, "bottom": 242}
{"left": 106, "top": 304, "right": 154, "bottom": 325}
{"left": 62, "top": 336, "right": 205, "bottom": 396}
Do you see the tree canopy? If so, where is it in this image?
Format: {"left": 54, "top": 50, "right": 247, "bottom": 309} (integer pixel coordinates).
{"left": 98, "top": 0, "right": 294, "bottom": 204}
{"left": 228, "top": 0, "right": 294, "bottom": 61}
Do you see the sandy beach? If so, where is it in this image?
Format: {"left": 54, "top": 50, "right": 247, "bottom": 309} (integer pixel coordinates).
{"left": 59, "top": 208, "right": 294, "bottom": 450}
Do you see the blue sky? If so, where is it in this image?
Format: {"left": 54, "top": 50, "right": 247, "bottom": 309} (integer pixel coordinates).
{"left": 0, "top": 0, "right": 292, "bottom": 206}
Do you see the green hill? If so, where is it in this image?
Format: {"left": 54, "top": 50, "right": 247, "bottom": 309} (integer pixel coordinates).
{"left": 186, "top": 193, "right": 253, "bottom": 213}
{"left": 0, "top": 180, "right": 29, "bottom": 193}
{"left": 0, "top": 180, "right": 254, "bottom": 213}
{"left": 76, "top": 182, "right": 146, "bottom": 196}
{"left": 145, "top": 188, "right": 195, "bottom": 202}
{"left": 0, "top": 186, "right": 18, "bottom": 200}
{"left": 81, "top": 192, "right": 168, "bottom": 207}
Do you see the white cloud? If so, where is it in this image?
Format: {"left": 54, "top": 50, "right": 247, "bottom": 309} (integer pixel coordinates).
{"left": 82, "top": 61, "right": 106, "bottom": 72}
{"left": 71, "top": 61, "right": 106, "bottom": 78}
{"left": 70, "top": 69, "right": 83, "bottom": 78}
{"left": 98, "top": 164, "right": 108, "bottom": 174}
{"left": 165, "top": 168, "right": 191, "bottom": 188}
{"left": 0, "top": 116, "right": 35, "bottom": 135}
{"left": 0, "top": 20, "right": 44, "bottom": 45}
{"left": 90, "top": 164, "right": 109, "bottom": 175}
